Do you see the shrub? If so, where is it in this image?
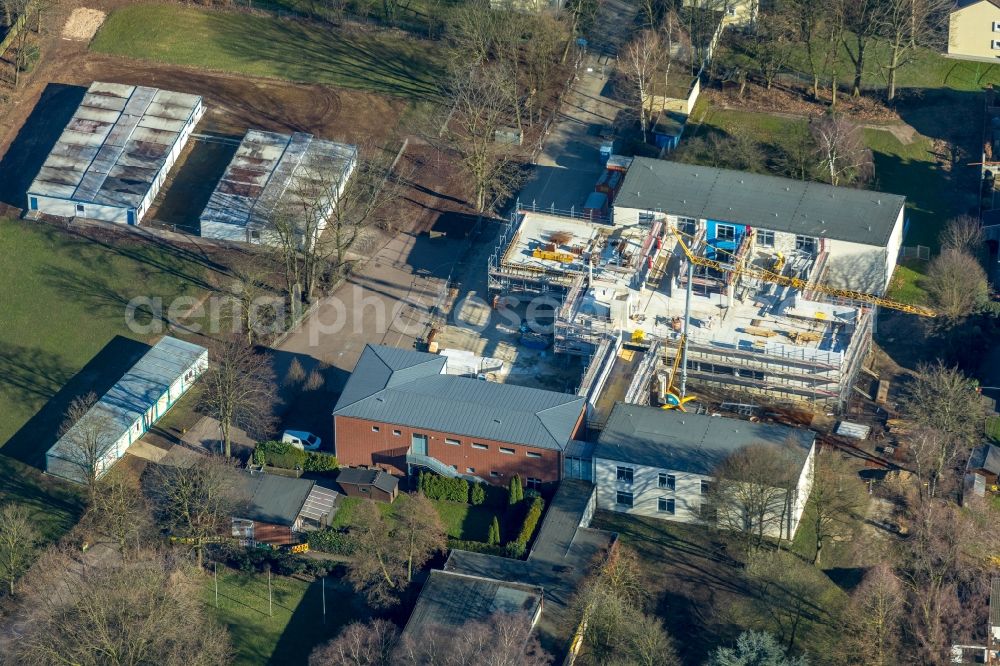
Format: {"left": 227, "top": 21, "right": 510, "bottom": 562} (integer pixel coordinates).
{"left": 448, "top": 539, "right": 506, "bottom": 557}
{"left": 514, "top": 497, "right": 544, "bottom": 551}
{"left": 254, "top": 440, "right": 337, "bottom": 473}
{"left": 303, "top": 451, "right": 338, "bottom": 472}
{"left": 488, "top": 516, "right": 500, "bottom": 545}
{"left": 508, "top": 475, "right": 523, "bottom": 505}
{"left": 307, "top": 529, "right": 357, "bottom": 556}
{"left": 284, "top": 358, "right": 306, "bottom": 386}
{"left": 420, "top": 472, "right": 469, "bottom": 503}
{"left": 470, "top": 483, "right": 486, "bottom": 506}
{"left": 504, "top": 541, "right": 526, "bottom": 558}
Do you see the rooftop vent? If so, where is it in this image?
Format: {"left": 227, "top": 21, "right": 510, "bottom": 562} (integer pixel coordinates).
{"left": 493, "top": 419, "right": 502, "bottom": 424}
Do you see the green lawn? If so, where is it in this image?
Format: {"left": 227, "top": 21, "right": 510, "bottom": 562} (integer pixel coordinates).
{"left": 428, "top": 498, "right": 500, "bottom": 541}
{"left": 331, "top": 494, "right": 500, "bottom": 542}
{"left": 203, "top": 568, "right": 364, "bottom": 665}
{"left": 0, "top": 218, "right": 223, "bottom": 456}
{"left": 90, "top": 4, "right": 446, "bottom": 100}
{"left": 986, "top": 415, "right": 1000, "bottom": 443}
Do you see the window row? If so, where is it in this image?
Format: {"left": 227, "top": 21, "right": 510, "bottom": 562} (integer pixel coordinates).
{"left": 618, "top": 467, "right": 711, "bottom": 495}
{"left": 371, "top": 426, "right": 544, "bottom": 458}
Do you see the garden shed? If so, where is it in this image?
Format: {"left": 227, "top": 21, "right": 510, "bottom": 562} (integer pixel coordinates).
{"left": 335, "top": 467, "right": 398, "bottom": 503}
{"left": 46, "top": 336, "right": 208, "bottom": 484}
{"left": 26, "top": 82, "right": 204, "bottom": 225}
{"left": 231, "top": 472, "right": 339, "bottom": 545}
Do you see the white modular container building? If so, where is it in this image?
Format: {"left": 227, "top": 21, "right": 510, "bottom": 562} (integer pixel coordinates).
{"left": 26, "top": 82, "right": 204, "bottom": 225}
{"left": 46, "top": 336, "right": 208, "bottom": 484}
{"left": 199, "top": 130, "right": 358, "bottom": 246}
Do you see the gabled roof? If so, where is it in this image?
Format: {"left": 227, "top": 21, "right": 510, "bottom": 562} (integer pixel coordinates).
{"left": 336, "top": 467, "right": 399, "bottom": 494}
{"left": 333, "top": 345, "right": 585, "bottom": 451}
{"left": 614, "top": 158, "right": 905, "bottom": 248}
{"left": 234, "top": 472, "right": 316, "bottom": 526}
{"left": 954, "top": 0, "right": 1000, "bottom": 11}
{"left": 969, "top": 443, "right": 1000, "bottom": 475}
{"left": 594, "top": 403, "right": 815, "bottom": 476}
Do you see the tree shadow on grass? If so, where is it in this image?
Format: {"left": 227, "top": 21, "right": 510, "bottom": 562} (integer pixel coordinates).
{"left": 2, "top": 336, "right": 150, "bottom": 467}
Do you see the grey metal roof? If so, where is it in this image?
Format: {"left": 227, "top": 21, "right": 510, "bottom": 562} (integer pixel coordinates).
{"left": 991, "top": 577, "right": 1000, "bottom": 628}
{"left": 527, "top": 479, "right": 597, "bottom": 565}
{"left": 234, "top": 472, "right": 316, "bottom": 527}
{"left": 334, "top": 345, "right": 585, "bottom": 451}
{"left": 402, "top": 570, "right": 543, "bottom": 638}
{"left": 27, "top": 82, "right": 202, "bottom": 209}
{"left": 336, "top": 467, "right": 399, "bottom": 493}
{"left": 299, "top": 484, "right": 339, "bottom": 523}
{"left": 614, "top": 158, "right": 906, "bottom": 247}
{"left": 47, "top": 336, "right": 207, "bottom": 463}
{"left": 199, "top": 129, "right": 357, "bottom": 231}
{"left": 968, "top": 444, "right": 1000, "bottom": 475}
{"left": 594, "top": 403, "right": 815, "bottom": 476}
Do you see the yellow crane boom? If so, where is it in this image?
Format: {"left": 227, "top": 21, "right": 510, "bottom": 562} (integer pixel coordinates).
{"left": 669, "top": 229, "right": 936, "bottom": 318}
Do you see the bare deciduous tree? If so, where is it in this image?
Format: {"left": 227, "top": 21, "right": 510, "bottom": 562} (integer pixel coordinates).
{"left": 808, "top": 449, "right": 867, "bottom": 566}
{"left": 438, "top": 65, "right": 526, "bottom": 214}
{"left": 90, "top": 473, "right": 152, "bottom": 560}
{"left": 843, "top": 0, "right": 882, "bottom": 97}
{"left": 810, "top": 114, "right": 873, "bottom": 187}
{"left": 14, "top": 550, "right": 231, "bottom": 666}
{"left": 938, "top": 215, "right": 984, "bottom": 256}
{"left": 0, "top": 503, "right": 38, "bottom": 596}
{"left": 227, "top": 253, "right": 277, "bottom": 346}
{"left": 619, "top": 30, "right": 665, "bottom": 143}
{"left": 844, "top": 564, "right": 905, "bottom": 666}
{"left": 345, "top": 496, "right": 446, "bottom": 608}
{"left": 924, "top": 249, "right": 988, "bottom": 322}
{"left": 59, "top": 391, "right": 116, "bottom": 505}
{"left": 199, "top": 337, "right": 276, "bottom": 458}
{"left": 397, "top": 613, "right": 552, "bottom": 665}
{"left": 750, "top": 10, "right": 796, "bottom": 91}
{"left": 875, "top": 0, "right": 952, "bottom": 101}
{"left": 309, "top": 618, "right": 399, "bottom": 666}
{"left": 709, "top": 441, "right": 803, "bottom": 551}
{"left": 145, "top": 456, "right": 247, "bottom": 568}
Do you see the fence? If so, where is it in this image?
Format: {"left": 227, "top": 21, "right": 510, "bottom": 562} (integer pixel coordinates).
{"left": 899, "top": 245, "right": 930, "bottom": 261}
{"left": 0, "top": 6, "right": 31, "bottom": 56}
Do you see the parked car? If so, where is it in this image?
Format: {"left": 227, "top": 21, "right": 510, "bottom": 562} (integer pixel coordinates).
{"left": 282, "top": 430, "right": 321, "bottom": 451}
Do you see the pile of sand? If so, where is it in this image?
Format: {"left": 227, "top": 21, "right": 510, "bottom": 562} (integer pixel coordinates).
{"left": 61, "top": 8, "right": 106, "bottom": 42}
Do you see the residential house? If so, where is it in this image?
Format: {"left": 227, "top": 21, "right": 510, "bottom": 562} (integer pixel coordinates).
{"left": 948, "top": 0, "right": 1000, "bottom": 62}
{"left": 592, "top": 403, "right": 816, "bottom": 540}
{"left": 230, "top": 471, "right": 338, "bottom": 546}
{"left": 335, "top": 467, "right": 399, "bottom": 503}
{"left": 332, "top": 344, "right": 586, "bottom": 486}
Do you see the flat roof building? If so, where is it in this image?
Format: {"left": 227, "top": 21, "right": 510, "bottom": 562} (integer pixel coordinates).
{"left": 199, "top": 130, "right": 358, "bottom": 245}
{"left": 46, "top": 336, "right": 208, "bottom": 484}
{"left": 27, "top": 82, "right": 204, "bottom": 225}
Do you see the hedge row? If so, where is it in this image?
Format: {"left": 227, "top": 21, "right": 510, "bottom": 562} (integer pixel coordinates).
{"left": 418, "top": 472, "right": 508, "bottom": 507}
{"left": 447, "top": 539, "right": 506, "bottom": 557}
{"left": 253, "top": 440, "right": 338, "bottom": 472}
{"left": 513, "top": 497, "right": 545, "bottom": 553}
{"left": 212, "top": 543, "right": 335, "bottom": 577}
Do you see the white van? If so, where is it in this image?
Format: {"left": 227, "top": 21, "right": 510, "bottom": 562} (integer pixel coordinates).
{"left": 281, "top": 430, "right": 321, "bottom": 451}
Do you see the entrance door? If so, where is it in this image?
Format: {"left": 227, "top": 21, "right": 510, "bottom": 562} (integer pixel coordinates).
{"left": 29, "top": 197, "right": 38, "bottom": 210}
{"left": 411, "top": 433, "right": 428, "bottom": 456}
{"left": 127, "top": 209, "right": 136, "bottom": 225}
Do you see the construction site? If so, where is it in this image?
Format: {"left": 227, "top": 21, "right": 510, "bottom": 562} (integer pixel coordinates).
{"left": 486, "top": 207, "right": 926, "bottom": 413}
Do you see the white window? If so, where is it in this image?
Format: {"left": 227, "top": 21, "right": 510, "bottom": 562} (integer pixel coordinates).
{"left": 616, "top": 466, "right": 634, "bottom": 484}
{"left": 716, "top": 224, "right": 736, "bottom": 241}
{"left": 499, "top": 447, "right": 515, "bottom": 455}
{"left": 658, "top": 497, "right": 675, "bottom": 514}
{"left": 526, "top": 451, "right": 542, "bottom": 458}
{"left": 616, "top": 491, "right": 634, "bottom": 507}
{"left": 639, "top": 211, "right": 656, "bottom": 225}
{"left": 795, "top": 235, "right": 817, "bottom": 253}
{"left": 490, "top": 471, "right": 502, "bottom": 478}
{"left": 993, "top": 39, "right": 1000, "bottom": 50}
{"left": 250, "top": 230, "right": 261, "bottom": 240}
{"left": 467, "top": 467, "right": 475, "bottom": 473}
{"left": 75, "top": 204, "right": 85, "bottom": 215}
{"left": 659, "top": 473, "right": 676, "bottom": 490}
{"left": 677, "top": 217, "right": 697, "bottom": 236}
{"left": 526, "top": 477, "right": 542, "bottom": 489}
{"left": 393, "top": 430, "right": 401, "bottom": 437}
{"left": 472, "top": 443, "right": 488, "bottom": 450}
{"left": 701, "top": 480, "right": 712, "bottom": 495}
{"left": 756, "top": 229, "right": 774, "bottom": 247}
{"left": 445, "top": 438, "right": 461, "bottom": 446}
{"left": 371, "top": 426, "right": 380, "bottom": 433}
{"left": 993, "top": 21, "right": 1000, "bottom": 33}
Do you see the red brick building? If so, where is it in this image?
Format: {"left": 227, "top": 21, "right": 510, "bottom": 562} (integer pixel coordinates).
{"left": 332, "top": 345, "right": 587, "bottom": 486}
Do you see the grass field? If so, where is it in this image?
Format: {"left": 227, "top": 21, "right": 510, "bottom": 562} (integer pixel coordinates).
{"left": 0, "top": 218, "right": 223, "bottom": 453}
{"left": 91, "top": 4, "right": 446, "bottom": 100}
{"left": 203, "top": 568, "right": 364, "bottom": 665}
{"left": 331, "top": 495, "right": 500, "bottom": 541}
{"left": 591, "top": 510, "right": 848, "bottom": 665}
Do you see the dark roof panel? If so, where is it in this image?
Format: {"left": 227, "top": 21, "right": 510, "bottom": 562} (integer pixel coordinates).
{"left": 234, "top": 472, "right": 315, "bottom": 526}
{"left": 615, "top": 158, "right": 905, "bottom": 247}
{"left": 594, "top": 403, "right": 815, "bottom": 475}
